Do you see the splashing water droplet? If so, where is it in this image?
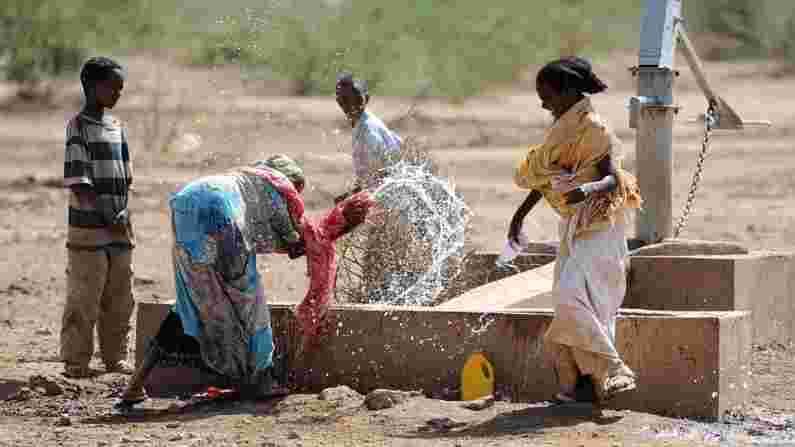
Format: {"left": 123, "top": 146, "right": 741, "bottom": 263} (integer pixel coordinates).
{"left": 338, "top": 161, "right": 471, "bottom": 307}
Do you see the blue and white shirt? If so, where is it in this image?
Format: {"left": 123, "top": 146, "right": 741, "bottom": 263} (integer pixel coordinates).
{"left": 351, "top": 111, "right": 403, "bottom": 186}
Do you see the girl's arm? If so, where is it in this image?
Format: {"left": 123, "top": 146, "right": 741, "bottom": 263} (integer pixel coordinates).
{"left": 564, "top": 154, "right": 618, "bottom": 204}
{"left": 508, "top": 190, "right": 543, "bottom": 243}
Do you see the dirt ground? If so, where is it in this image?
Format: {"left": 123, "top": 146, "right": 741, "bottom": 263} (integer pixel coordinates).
{"left": 1, "top": 51, "right": 795, "bottom": 445}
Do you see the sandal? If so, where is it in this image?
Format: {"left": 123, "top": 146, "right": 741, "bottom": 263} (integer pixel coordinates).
{"left": 600, "top": 374, "right": 636, "bottom": 401}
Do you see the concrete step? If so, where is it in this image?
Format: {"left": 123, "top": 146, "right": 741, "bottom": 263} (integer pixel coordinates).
{"left": 627, "top": 252, "right": 795, "bottom": 345}
{"left": 136, "top": 300, "right": 751, "bottom": 420}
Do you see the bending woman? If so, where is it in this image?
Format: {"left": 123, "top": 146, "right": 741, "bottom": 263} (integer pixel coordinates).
{"left": 117, "top": 155, "right": 354, "bottom": 409}
{"left": 509, "top": 57, "right": 642, "bottom": 404}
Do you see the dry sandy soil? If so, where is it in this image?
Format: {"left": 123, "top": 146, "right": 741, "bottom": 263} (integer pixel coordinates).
{"left": 1, "top": 51, "right": 795, "bottom": 446}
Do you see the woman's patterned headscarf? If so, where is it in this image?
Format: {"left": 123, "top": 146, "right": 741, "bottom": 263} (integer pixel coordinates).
{"left": 253, "top": 154, "right": 305, "bottom": 186}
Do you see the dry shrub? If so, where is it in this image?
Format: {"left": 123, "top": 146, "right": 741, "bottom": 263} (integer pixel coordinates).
{"left": 334, "top": 139, "right": 473, "bottom": 305}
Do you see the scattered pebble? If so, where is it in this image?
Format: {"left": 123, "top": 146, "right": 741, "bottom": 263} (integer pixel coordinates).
{"left": 134, "top": 276, "right": 157, "bottom": 286}
{"left": 461, "top": 395, "right": 495, "bottom": 411}
{"left": 318, "top": 385, "right": 362, "bottom": 402}
{"left": 55, "top": 415, "right": 71, "bottom": 427}
{"left": 420, "top": 417, "right": 467, "bottom": 433}
{"left": 168, "top": 133, "right": 203, "bottom": 154}
{"left": 364, "top": 389, "right": 422, "bottom": 411}
{"left": 29, "top": 375, "right": 64, "bottom": 396}
{"left": 10, "top": 386, "right": 35, "bottom": 402}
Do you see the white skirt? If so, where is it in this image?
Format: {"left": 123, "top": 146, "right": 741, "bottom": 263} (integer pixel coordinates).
{"left": 544, "top": 210, "right": 629, "bottom": 367}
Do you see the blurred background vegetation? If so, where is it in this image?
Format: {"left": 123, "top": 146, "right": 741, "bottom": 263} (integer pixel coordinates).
{"left": 1, "top": 0, "right": 793, "bottom": 99}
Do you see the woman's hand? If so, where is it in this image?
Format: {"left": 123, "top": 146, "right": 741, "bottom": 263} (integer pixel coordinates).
{"left": 333, "top": 192, "right": 349, "bottom": 204}
{"left": 334, "top": 185, "right": 363, "bottom": 204}
{"left": 565, "top": 174, "right": 617, "bottom": 205}
{"left": 508, "top": 214, "right": 524, "bottom": 245}
{"left": 508, "top": 190, "right": 543, "bottom": 244}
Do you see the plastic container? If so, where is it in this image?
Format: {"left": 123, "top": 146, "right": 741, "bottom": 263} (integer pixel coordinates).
{"left": 461, "top": 352, "right": 495, "bottom": 401}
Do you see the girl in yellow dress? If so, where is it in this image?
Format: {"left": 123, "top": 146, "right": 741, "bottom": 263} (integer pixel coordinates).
{"left": 510, "top": 57, "right": 642, "bottom": 403}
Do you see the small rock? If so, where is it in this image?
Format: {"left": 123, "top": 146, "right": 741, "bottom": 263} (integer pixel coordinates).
{"left": 364, "top": 389, "right": 420, "bottom": 411}
{"left": 134, "top": 276, "right": 157, "bottom": 287}
{"left": 35, "top": 328, "right": 52, "bottom": 336}
{"left": 29, "top": 375, "right": 64, "bottom": 396}
{"left": 318, "top": 385, "right": 362, "bottom": 402}
{"left": 167, "top": 433, "right": 184, "bottom": 442}
{"left": 169, "top": 133, "right": 203, "bottom": 154}
{"left": 55, "top": 415, "right": 72, "bottom": 427}
{"left": 287, "top": 431, "right": 300, "bottom": 440}
{"left": 423, "top": 417, "right": 467, "bottom": 433}
{"left": 166, "top": 422, "right": 181, "bottom": 429}
{"left": 11, "top": 386, "right": 35, "bottom": 401}
{"left": 461, "top": 395, "right": 495, "bottom": 411}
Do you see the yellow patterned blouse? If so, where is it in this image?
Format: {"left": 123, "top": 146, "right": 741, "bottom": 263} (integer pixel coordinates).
{"left": 514, "top": 98, "right": 642, "bottom": 234}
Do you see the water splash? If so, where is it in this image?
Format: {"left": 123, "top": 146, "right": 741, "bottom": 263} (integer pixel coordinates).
{"left": 470, "top": 313, "right": 497, "bottom": 335}
{"left": 340, "top": 160, "right": 471, "bottom": 306}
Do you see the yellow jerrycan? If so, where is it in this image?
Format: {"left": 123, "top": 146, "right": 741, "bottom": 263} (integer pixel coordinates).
{"left": 460, "top": 352, "right": 495, "bottom": 401}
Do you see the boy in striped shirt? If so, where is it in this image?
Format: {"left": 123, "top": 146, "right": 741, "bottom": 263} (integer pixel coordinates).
{"left": 61, "top": 57, "right": 135, "bottom": 378}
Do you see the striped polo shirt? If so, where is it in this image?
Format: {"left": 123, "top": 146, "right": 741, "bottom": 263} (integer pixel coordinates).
{"left": 63, "top": 113, "right": 135, "bottom": 250}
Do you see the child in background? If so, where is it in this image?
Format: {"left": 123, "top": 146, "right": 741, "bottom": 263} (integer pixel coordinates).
{"left": 334, "top": 72, "right": 403, "bottom": 202}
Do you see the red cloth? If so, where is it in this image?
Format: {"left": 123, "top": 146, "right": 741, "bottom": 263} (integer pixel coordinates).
{"left": 295, "top": 192, "right": 375, "bottom": 342}
{"left": 245, "top": 167, "right": 375, "bottom": 343}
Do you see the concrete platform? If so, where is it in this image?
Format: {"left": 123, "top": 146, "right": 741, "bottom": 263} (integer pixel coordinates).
{"left": 440, "top": 251, "right": 795, "bottom": 345}
{"left": 133, "top": 300, "right": 218, "bottom": 397}
{"left": 136, "top": 300, "right": 751, "bottom": 419}
{"left": 436, "top": 253, "right": 555, "bottom": 303}
{"left": 438, "top": 261, "right": 558, "bottom": 310}
{"left": 627, "top": 252, "right": 795, "bottom": 345}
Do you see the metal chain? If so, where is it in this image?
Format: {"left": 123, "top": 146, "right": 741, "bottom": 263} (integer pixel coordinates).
{"left": 673, "top": 100, "right": 717, "bottom": 238}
